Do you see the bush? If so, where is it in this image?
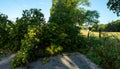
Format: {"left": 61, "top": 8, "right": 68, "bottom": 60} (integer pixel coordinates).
{"left": 8, "top": 8, "right": 45, "bottom": 52}
{"left": 12, "top": 25, "right": 43, "bottom": 67}
{"left": 12, "top": 23, "right": 65, "bottom": 68}
{"left": 11, "top": 22, "right": 87, "bottom": 68}
{"left": 85, "top": 35, "right": 120, "bottom": 69}
{"left": 1, "top": 8, "right": 46, "bottom": 52}
{"left": 45, "top": 44, "right": 63, "bottom": 55}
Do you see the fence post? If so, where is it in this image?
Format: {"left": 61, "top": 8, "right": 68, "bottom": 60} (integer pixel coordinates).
{"left": 88, "top": 30, "right": 90, "bottom": 38}
{"left": 88, "top": 27, "right": 92, "bottom": 38}
{"left": 99, "top": 30, "right": 101, "bottom": 38}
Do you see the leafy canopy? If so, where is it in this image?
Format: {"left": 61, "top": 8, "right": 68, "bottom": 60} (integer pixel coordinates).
{"left": 50, "top": 0, "right": 99, "bottom": 26}
{"left": 0, "top": 12, "right": 8, "bottom": 24}
{"left": 107, "top": 0, "right": 120, "bottom": 16}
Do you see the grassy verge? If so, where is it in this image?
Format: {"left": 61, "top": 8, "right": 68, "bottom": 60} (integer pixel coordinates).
{"left": 80, "top": 30, "right": 120, "bottom": 69}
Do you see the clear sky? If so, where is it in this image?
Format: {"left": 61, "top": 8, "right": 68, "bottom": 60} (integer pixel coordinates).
{"left": 0, "top": 0, "right": 119, "bottom": 24}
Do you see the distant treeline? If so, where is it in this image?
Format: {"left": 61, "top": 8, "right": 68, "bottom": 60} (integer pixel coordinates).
{"left": 91, "top": 19, "right": 120, "bottom": 32}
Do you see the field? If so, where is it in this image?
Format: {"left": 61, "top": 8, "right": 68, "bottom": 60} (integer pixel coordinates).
{"left": 81, "top": 30, "right": 120, "bottom": 38}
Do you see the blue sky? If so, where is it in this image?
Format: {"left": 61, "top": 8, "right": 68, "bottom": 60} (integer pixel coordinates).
{"left": 0, "top": 0, "right": 119, "bottom": 24}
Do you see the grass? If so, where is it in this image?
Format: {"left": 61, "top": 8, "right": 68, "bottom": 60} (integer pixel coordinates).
{"left": 80, "top": 30, "right": 120, "bottom": 69}
{"left": 81, "top": 30, "right": 120, "bottom": 38}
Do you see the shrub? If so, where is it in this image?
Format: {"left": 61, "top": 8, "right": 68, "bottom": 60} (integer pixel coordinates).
{"left": 12, "top": 25, "right": 43, "bottom": 67}
{"left": 8, "top": 8, "right": 45, "bottom": 52}
{"left": 85, "top": 35, "right": 120, "bottom": 69}
{"left": 45, "top": 44, "right": 63, "bottom": 55}
{"left": 12, "top": 21, "right": 87, "bottom": 68}
{"left": 12, "top": 23, "right": 65, "bottom": 68}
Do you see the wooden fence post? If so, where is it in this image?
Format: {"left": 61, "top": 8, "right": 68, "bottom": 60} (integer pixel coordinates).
{"left": 88, "top": 27, "right": 92, "bottom": 38}
{"left": 99, "top": 30, "right": 101, "bottom": 38}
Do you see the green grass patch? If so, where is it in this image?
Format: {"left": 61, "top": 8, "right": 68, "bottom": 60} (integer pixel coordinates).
{"left": 80, "top": 32, "right": 120, "bottom": 69}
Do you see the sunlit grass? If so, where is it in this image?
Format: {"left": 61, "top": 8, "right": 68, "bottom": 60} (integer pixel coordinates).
{"left": 81, "top": 30, "right": 120, "bottom": 38}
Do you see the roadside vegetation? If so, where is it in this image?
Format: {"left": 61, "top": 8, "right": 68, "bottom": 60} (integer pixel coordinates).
{"left": 80, "top": 30, "right": 120, "bottom": 69}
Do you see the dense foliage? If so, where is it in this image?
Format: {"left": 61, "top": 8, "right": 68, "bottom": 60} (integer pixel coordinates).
{"left": 92, "top": 19, "right": 120, "bottom": 32}
{"left": 11, "top": 9, "right": 47, "bottom": 67}
{"left": 105, "top": 20, "right": 120, "bottom": 32}
{"left": 91, "top": 24, "right": 107, "bottom": 32}
{"left": 50, "top": 0, "right": 99, "bottom": 26}
{"left": 49, "top": 0, "right": 99, "bottom": 52}
{"left": 0, "top": 12, "right": 14, "bottom": 51}
{"left": 83, "top": 34, "right": 120, "bottom": 69}
{"left": 11, "top": 7, "right": 87, "bottom": 67}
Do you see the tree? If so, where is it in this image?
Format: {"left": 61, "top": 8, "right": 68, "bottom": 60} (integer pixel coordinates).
{"left": 0, "top": 12, "right": 8, "bottom": 24}
{"left": 0, "top": 13, "right": 8, "bottom": 48}
{"left": 0, "top": 12, "right": 12, "bottom": 28}
{"left": 107, "top": 0, "right": 120, "bottom": 16}
{"left": 84, "top": 10, "right": 99, "bottom": 26}
{"left": 15, "top": 8, "right": 45, "bottom": 37}
{"left": 106, "top": 20, "right": 120, "bottom": 32}
{"left": 49, "top": 0, "right": 99, "bottom": 38}
{"left": 49, "top": 0, "right": 99, "bottom": 50}
{"left": 49, "top": 0, "right": 90, "bottom": 25}
{"left": 92, "top": 19, "right": 120, "bottom": 32}
{"left": 0, "top": 12, "right": 13, "bottom": 49}
{"left": 50, "top": 0, "right": 99, "bottom": 26}
{"left": 9, "top": 8, "right": 46, "bottom": 52}
{"left": 17, "top": 8, "right": 45, "bottom": 24}
{"left": 14, "top": 8, "right": 45, "bottom": 40}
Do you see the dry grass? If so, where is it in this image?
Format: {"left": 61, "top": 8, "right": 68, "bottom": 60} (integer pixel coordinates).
{"left": 81, "top": 30, "right": 120, "bottom": 38}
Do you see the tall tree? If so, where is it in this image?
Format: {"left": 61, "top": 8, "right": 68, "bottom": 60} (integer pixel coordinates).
{"left": 83, "top": 10, "right": 99, "bottom": 27}
{"left": 49, "top": 0, "right": 92, "bottom": 51}
{"left": 49, "top": 0, "right": 90, "bottom": 25}
{"left": 49, "top": 0, "right": 99, "bottom": 47}
{"left": 49, "top": 0, "right": 99, "bottom": 26}
{"left": 107, "top": 0, "right": 120, "bottom": 16}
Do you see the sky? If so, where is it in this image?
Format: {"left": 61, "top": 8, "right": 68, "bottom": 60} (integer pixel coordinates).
{"left": 0, "top": 0, "right": 119, "bottom": 24}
